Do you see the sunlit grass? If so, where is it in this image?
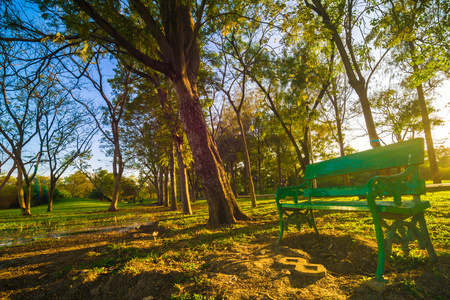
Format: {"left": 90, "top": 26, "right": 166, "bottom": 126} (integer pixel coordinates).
{"left": 1, "top": 191, "right": 449, "bottom": 299}
{"left": 1, "top": 191, "right": 448, "bottom": 253}
{"left": 0, "top": 197, "right": 158, "bottom": 245}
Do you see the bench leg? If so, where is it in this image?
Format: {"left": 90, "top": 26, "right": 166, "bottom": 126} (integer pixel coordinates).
{"left": 367, "top": 197, "right": 387, "bottom": 282}
{"left": 417, "top": 212, "right": 437, "bottom": 262}
{"left": 382, "top": 212, "right": 437, "bottom": 263}
{"left": 309, "top": 209, "right": 319, "bottom": 234}
{"left": 277, "top": 209, "right": 319, "bottom": 244}
{"left": 277, "top": 208, "right": 285, "bottom": 244}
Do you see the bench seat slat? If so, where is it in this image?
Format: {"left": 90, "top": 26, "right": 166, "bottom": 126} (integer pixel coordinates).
{"left": 280, "top": 200, "right": 430, "bottom": 215}
{"left": 303, "top": 185, "right": 366, "bottom": 197}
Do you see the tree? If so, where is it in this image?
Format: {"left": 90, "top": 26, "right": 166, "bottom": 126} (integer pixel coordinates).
{"left": 40, "top": 91, "right": 96, "bottom": 211}
{"left": 370, "top": 0, "right": 449, "bottom": 183}
{"left": 0, "top": 157, "right": 16, "bottom": 191}
{"left": 369, "top": 87, "right": 441, "bottom": 144}
{"left": 0, "top": 42, "right": 50, "bottom": 215}
{"left": 319, "top": 72, "right": 356, "bottom": 185}
{"left": 120, "top": 83, "right": 174, "bottom": 208}
{"left": 303, "top": 0, "right": 387, "bottom": 148}
{"left": 133, "top": 74, "right": 192, "bottom": 214}
{"left": 216, "top": 31, "right": 260, "bottom": 207}
{"left": 68, "top": 54, "right": 135, "bottom": 211}
{"left": 45, "top": 0, "right": 251, "bottom": 224}
{"left": 248, "top": 40, "right": 333, "bottom": 174}
{"left": 61, "top": 170, "right": 93, "bottom": 198}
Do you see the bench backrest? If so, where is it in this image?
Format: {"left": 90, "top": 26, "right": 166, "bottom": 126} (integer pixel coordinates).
{"left": 305, "top": 138, "right": 424, "bottom": 180}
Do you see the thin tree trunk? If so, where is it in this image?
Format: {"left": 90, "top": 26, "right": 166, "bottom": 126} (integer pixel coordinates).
{"left": 16, "top": 166, "right": 30, "bottom": 216}
{"left": 47, "top": 181, "right": 56, "bottom": 212}
{"left": 187, "top": 161, "right": 198, "bottom": 202}
{"left": 415, "top": 83, "right": 441, "bottom": 183}
{"left": 306, "top": 0, "right": 381, "bottom": 149}
{"left": 236, "top": 114, "right": 257, "bottom": 207}
{"left": 169, "top": 143, "right": 178, "bottom": 211}
{"left": 277, "top": 145, "right": 282, "bottom": 188}
{"left": 257, "top": 140, "right": 264, "bottom": 195}
{"left": 158, "top": 170, "right": 164, "bottom": 206}
{"left": 231, "top": 163, "right": 237, "bottom": 197}
{"left": 332, "top": 96, "right": 351, "bottom": 186}
{"left": 164, "top": 166, "right": 169, "bottom": 207}
{"left": 25, "top": 183, "right": 32, "bottom": 215}
{"left": 175, "top": 137, "right": 192, "bottom": 214}
{"left": 108, "top": 127, "right": 123, "bottom": 212}
{"left": 408, "top": 42, "right": 441, "bottom": 184}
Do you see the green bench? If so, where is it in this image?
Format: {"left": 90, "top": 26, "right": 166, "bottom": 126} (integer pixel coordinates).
{"left": 275, "top": 138, "right": 437, "bottom": 281}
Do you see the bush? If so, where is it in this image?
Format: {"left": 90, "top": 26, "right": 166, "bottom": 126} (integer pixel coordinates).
{"left": 0, "top": 183, "right": 19, "bottom": 209}
{"left": 53, "top": 188, "right": 71, "bottom": 200}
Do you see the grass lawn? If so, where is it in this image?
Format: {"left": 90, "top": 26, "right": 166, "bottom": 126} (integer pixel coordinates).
{"left": 0, "top": 192, "right": 449, "bottom": 299}
{"left": 1, "top": 191, "right": 448, "bottom": 250}
{"left": 0, "top": 197, "right": 159, "bottom": 246}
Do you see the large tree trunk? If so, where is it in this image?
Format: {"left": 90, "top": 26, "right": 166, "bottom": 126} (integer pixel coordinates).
{"left": 172, "top": 76, "right": 250, "bottom": 225}
{"left": 70, "top": 0, "right": 249, "bottom": 225}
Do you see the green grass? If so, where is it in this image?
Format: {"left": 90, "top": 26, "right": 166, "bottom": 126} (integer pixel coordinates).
{"left": 1, "top": 191, "right": 449, "bottom": 299}
{"left": 1, "top": 192, "right": 449, "bottom": 251}
{"left": 0, "top": 197, "right": 158, "bottom": 245}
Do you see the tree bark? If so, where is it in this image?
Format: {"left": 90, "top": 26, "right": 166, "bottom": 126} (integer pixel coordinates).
{"left": 306, "top": 0, "right": 381, "bottom": 148}
{"left": 174, "top": 137, "right": 192, "bottom": 214}
{"left": 164, "top": 167, "right": 169, "bottom": 207}
{"left": 415, "top": 83, "right": 441, "bottom": 183}
{"left": 172, "top": 75, "right": 250, "bottom": 224}
{"left": 257, "top": 138, "right": 264, "bottom": 194}
{"left": 47, "top": 180, "right": 56, "bottom": 212}
{"left": 16, "top": 166, "right": 31, "bottom": 216}
{"left": 157, "top": 170, "right": 164, "bottom": 206}
{"left": 72, "top": 0, "right": 250, "bottom": 224}
{"left": 408, "top": 42, "right": 441, "bottom": 183}
{"left": 169, "top": 143, "right": 178, "bottom": 211}
{"left": 236, "top": 113, "right": 257, "bottom": 207}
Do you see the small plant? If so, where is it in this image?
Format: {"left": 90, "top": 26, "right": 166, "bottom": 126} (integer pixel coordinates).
{"left": 399, "top": 279, "right": 420, "bottom": 297}
{"left": 390, "top": 250, "right": 427, "bottom": 270}
{"left": 181, "top": 262, "right": 198, "bottom": 272}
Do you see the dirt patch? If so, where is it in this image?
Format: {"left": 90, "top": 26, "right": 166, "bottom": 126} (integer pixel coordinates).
{"left": 0, "top": 222, "right": 449, "bottom": 299}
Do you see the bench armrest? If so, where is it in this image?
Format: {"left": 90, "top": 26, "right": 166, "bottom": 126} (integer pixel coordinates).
{"left": 275, "top": 181, "right": 309, "bottom": 205}
{"left": 365, "top": 165, "right": 423, "bottom": 206}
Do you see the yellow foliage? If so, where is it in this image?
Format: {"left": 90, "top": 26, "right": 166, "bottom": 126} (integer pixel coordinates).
{"left": 52, "top": 32, "right": 65, "bottom": 43}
